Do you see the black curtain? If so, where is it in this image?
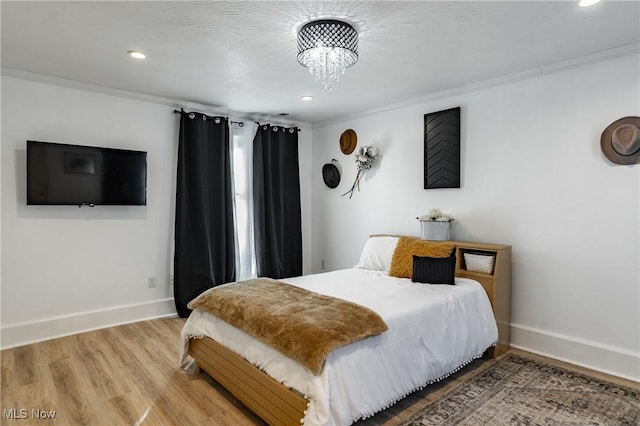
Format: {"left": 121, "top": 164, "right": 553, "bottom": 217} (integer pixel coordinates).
{"left": 253, "top": 125, "right": 302, "bottom": 279}
{"left": 174, "top": 111, "right": 235, "bottom": 317}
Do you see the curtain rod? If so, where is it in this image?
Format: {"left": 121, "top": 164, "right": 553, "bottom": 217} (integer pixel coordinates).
{"left": 173, "top": 109, "right": 244, "bottom": 126}
{"left": 172, "top": 109, "right": 300, "bottom": 131}
{"left": 255, "top": 122, "right": 302, "bottom": 132}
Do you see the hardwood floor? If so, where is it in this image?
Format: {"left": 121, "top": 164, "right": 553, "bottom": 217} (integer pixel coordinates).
{"left": 1, "top": 317, "right": 637, "bottom": 425}
{"left": 1, "top": 318, "right": 264, "bottom": 426}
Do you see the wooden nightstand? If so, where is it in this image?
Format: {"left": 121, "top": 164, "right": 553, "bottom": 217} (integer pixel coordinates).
{"left": 452, "top": 241, "right": 512, "bottom": 358}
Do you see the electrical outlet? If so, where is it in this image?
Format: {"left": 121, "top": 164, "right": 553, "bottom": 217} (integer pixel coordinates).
{"left": 148, "top": 277, "right": 157, "bottom": 288}
{"left": 321, "top": 259, "right": 326, "bottom": 270}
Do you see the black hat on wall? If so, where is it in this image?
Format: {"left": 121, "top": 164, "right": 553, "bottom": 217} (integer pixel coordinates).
{"left": 322, "top": 161, "right": 341, "bottom": 189}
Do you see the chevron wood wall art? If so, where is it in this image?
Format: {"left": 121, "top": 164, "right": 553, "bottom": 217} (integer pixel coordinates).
{"left": 424, "top": 107, "right": 461, "bottom": 189}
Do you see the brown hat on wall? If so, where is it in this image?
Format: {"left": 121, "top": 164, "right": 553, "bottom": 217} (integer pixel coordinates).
{"left": 340, "top": 129, "right": 357, "bottom": 155}
{"left": 601, "top": 116, "right": 640, "bottom": 165}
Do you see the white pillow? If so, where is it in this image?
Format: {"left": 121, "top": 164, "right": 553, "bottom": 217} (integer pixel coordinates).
{"left": 355, "top": 236, "right": 399, "bottom": 272}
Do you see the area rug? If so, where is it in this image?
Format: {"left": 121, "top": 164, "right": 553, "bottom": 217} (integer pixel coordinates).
{"left": 401, "top": 354, "right": 639, "bottom": 426}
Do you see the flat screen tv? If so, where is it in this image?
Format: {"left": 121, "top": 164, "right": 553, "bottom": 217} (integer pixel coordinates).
{"left": 27, "top": 140, "right": 147, "bottom": 206}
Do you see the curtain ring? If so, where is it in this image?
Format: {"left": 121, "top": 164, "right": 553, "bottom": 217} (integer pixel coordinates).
{"left": 289, "top": 128, "right": 294, "bottom": 133}
{"left": 215, "top": 117, "right": 221, "bottom": 124}
{"left": 239, "top": 122, "right": 244, "bottom": 127}
{"left": 202, "top": 115, "right": 207, "bottom": 121}
{"left": 263, "top": 125, "right": 268, "bottom": 130}
{"left": 188, "top": 113, "right": 195, "bottom": 119}
{"left": 272, "top": 127, "right": 278, "bottom": 132}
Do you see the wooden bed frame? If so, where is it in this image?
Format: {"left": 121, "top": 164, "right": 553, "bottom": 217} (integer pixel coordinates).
{"left": 187, "top": 240, "right": 511, "bottom": 425}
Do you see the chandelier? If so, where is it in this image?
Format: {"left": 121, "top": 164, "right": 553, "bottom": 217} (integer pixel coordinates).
{"left": 297, "top": 19, "right": 359, "bottom": 90}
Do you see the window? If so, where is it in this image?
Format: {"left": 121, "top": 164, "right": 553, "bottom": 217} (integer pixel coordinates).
{"left": 230, "top": 123, "right": 257, "bottom": 280}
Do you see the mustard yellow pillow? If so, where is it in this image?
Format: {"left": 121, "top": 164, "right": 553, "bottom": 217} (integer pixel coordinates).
{"left": 389, "top": 236, "right": 454, "bottom": 278}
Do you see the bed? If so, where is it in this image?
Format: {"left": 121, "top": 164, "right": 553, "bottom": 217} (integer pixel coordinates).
{"left": 180, "top": 237, "right": 512, "bottom": 426}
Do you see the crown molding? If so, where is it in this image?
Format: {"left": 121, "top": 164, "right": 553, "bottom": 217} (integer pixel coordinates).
{"left": 3, "top": 42, "right": 637, "bottom": 130}
{"left": 0, "top": 67, "right": 310, "bottom": 128}
{"left": 312, "top": 43, "right": 640, "bottom": 128}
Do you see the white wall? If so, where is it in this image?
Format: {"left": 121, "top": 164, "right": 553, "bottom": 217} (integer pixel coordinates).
{"left": 0, "top": 76, "right": 313, "bottom": 347}
{"left": 2, "top": 55, "right": 637, "bottom": 381}
{"left": 310, "top": 53, "right": 640, "bottom": 381}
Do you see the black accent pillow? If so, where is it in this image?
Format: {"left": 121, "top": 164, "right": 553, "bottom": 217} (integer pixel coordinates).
{"left": 411, "top": 251, "right": 456, "bottom": 285}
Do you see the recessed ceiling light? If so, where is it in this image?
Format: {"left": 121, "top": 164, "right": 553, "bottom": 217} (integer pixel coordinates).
{"left": 301, "top": 96, "right": 314, "bottom": 101}
{"left": 128, "top": 50, "right": 146, "bottom": 59}
{"left": 578, "top": 0, "right": 600, "bottom": 7}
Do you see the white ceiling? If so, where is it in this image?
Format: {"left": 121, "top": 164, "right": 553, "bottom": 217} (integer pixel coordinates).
{"left": 2, "top": 1, "right": 639, "bottom": 125}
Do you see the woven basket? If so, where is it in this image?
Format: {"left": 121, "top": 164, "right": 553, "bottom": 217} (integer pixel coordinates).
{"left": 464, "top": 253, "right": 495, "bottom": 274}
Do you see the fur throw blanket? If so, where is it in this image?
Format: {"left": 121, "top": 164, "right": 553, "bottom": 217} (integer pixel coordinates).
{"left": 188, "top": 278, "right": 388, "bottom": 375}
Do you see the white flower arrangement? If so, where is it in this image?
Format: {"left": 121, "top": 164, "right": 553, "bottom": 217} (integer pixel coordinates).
{"left": 355, "top": 146, "right": 378, "bottom": 170}
{"left": 417, "top": 208, "right": 455, "bottom": 222}
{"left": 342, "top": 145, "right": 379, "bottom": 199}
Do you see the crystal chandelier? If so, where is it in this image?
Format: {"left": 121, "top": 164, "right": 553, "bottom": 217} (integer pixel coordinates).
{"left": 297, "top": 19, "right": 358, "bottom": 90}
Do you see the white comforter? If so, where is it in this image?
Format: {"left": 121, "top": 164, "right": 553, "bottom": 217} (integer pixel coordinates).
{"left": 180, "top": 268, "right": 498, "bottom": 426}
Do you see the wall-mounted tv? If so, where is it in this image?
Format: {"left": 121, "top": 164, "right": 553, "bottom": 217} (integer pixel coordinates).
{"left": 27, "top": 140, "right": 147, "bottom": 206}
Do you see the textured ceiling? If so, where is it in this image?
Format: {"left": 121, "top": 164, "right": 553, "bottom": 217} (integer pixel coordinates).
{"left": 2, "top": 1, "right": 639, "bottom": 125}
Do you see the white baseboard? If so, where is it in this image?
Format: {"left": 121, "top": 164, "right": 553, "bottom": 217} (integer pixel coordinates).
{"left": 510, "top": 323, "right": 640, "bottom": 383}
{"left": 1, "top": 298, "right": 177, "bottom": 349}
